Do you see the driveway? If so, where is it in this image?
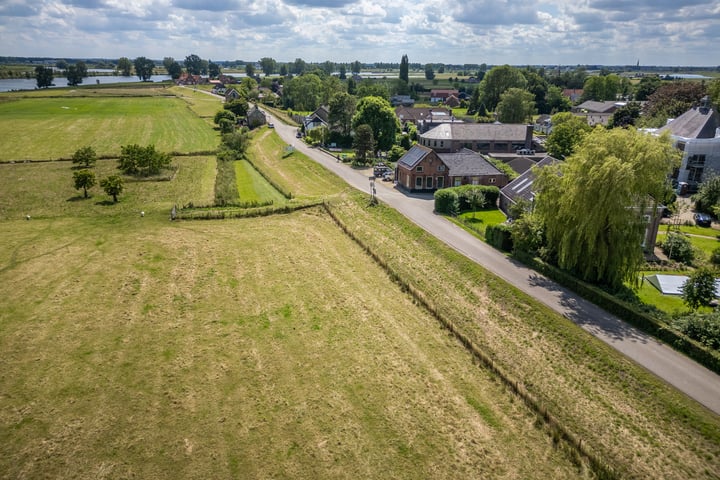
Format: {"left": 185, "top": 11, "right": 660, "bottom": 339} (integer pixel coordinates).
{"left": 266, "top": 111, "right": 720, "bottom": 415}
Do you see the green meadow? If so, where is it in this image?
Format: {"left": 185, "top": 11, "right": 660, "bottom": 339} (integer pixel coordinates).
{"left": 0, "top": 94, "right": 218, "bottom": 161}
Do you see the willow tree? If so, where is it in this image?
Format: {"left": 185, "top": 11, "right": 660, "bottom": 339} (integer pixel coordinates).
{"left": 534, "top": 127, "right": 679, "bottom": 289}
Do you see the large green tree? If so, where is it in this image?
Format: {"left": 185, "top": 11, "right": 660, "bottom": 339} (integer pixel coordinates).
{"left": 66, "top": 61, "right": 87, "bottom": 86}
{"left": 351, "top": 96, "right": 400, "bottom": 151}
{"left": 118, "top": 144, "right": 171, "bottom": 177}
{"left": 260, "top": 57, "right": 277, "bottom": 76}
{"left": 35, "top": 66, "right": 53, "bottom": 89}
{"left": 73, "top": 169, "right": 96, "bottom": 198}
{"left": 72, "top": 146, "right": 97, "bottom": 168}
{"left": 545, "top": 112, "right": 592, "bottom": 159}
{"left": 283, "top": 73, "right": 322, "bottom": 111}
{"left": 496, "top": 88, "right": 536, "bottom": 123}
{"left": 133, "top": 57, "right": 155, "bottom": 81}
{"left": 479, "top": 65, "right": 527, "bottom": 112}
{"left": 117, "top": 57, "right": 132, "bottom": 76}
{"left": 167, "top": 61, "right": 182, "bottom": 79}
{"left": 100, "top": 175, "right": 124, "bottom": 203}
{"left": 328, "top": 92, "right": 357, "bottom": 137}
{"left": 535, "top": 128, "right": 679, "bottom": 288}
{"left": 184, "top": 54, "right": 205, "bottom": 75}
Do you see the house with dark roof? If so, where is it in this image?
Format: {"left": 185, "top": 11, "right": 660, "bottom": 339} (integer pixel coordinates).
{"left": 396, "top": 145, "right": 507, "bottom": 193}
{"left": 395, "top": 106, "right": 458, "bottom": 133}
{"left": 656, "top": 96, "right": 720, "bottom": 189}
{"left": 572, "top": 100, "right": 626, "bottom": 127}
{"left": 499, "top": 156, "right": 559, "bottom": 216}
{"left": 303, "top": 106, "right": 330, "bottom": 132}
{"left": 500, "top": 156, "right": 664, "bottom": 252}
{"left": 418, "top": 123, "right": 533, "bottom": 154}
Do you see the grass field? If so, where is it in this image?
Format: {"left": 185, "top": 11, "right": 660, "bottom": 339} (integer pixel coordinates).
{"left": 168, "top": 85, "right": 224, "bottom": 121}
{"left": 234, "top": 159, "right": 286, "bottom": 205}
{"left": 0, "top": 212, "right": 588, "bottom": 479}
{"left": 0, "top": 156, "right": 216, "bottom": 220}
{"left": 0, "top": 95, "right": 218, "bottom": 161}
{"left": 2, "top": 85, "right": 719, "bottom": 479}
{"left": 246, "top": 129, "right": 349, "bottom": 199}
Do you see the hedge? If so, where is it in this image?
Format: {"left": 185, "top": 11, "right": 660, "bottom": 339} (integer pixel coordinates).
{"left": 434, "top": 185, "right": 500, "bottom": 213}
{"left": 486, "top": 223, "right": 513, "bottom": 251}
{"left": 434, "top": 189, "right": 459, "bottom": 215}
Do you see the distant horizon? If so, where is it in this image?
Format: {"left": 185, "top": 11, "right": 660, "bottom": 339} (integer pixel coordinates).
{"left": 2, "top": 56, "right": 718, "bottom": 72}
{"left": 1, "top": 1, "right": 719, "bottom": 67}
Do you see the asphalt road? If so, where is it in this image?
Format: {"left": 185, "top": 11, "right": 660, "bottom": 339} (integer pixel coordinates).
{"left": 268, "top": 113, "right": 720, "bottom": 416}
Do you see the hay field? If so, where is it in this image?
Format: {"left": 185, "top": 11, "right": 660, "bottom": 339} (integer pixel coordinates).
{"left": 0, "top": 212, "right": 587, "bottom": 479}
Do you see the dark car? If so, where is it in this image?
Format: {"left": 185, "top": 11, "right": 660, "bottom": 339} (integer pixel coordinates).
{"left": 694, "top": 212, "right": 712, "bottom": 227}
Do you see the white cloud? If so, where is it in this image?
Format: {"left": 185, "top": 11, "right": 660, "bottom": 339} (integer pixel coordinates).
{"left": 0, "top": 0, "right": 718, "bottom": 65}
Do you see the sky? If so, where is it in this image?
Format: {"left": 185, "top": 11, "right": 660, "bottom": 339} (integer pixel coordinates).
{"left": 1, "top": 0, "right": 719, "bottom": 66}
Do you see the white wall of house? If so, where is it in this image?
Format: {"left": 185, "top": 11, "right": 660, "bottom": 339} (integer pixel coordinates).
{"left": 675, "top": 135, "right": 720, "bottom": 186}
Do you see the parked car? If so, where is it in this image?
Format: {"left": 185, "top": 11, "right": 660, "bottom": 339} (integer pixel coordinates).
{"left": 267, "top": 123, "right": 274, "bottom": 128}
{"left": 382, "top": 171, "right": 394, "bottom": 182}
{"left": 694, "top": 212, "right": 712, "bottom": 227}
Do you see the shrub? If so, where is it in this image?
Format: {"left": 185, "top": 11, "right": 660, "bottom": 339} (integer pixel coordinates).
{"left": 118, "top": 144, "right": 172, "bottom": 177}
{"left": 661, "top": 233, "right": 694, "bottom": 264}
{"left": 486, "top": 223, "right": 513, "bottom": 251}
{"left": 434, "top": 188, "right": 459, "bottom": 215}
{"left": 673, "top": 313, "right": 720, "bottom": 350}
{"left": 710, "top": 247, "right": 720, "bottom": 266}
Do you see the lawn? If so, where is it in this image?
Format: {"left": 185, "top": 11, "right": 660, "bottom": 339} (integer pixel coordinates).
{"left": 0, "top": 95, "right": 218, "bottom": 161}
{"left": 458, "top": 208, "right": 507, "bottom": 237}
{"left": 234, "top": 159, "right": 287, "bottom": 205}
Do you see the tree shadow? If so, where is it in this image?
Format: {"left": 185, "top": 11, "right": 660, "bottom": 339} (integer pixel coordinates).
{"left": 526, "top": 272, "right": 656, "bottom": 345}
{"left": 95, "top": 199, "right": 116, "bottom": 206}
{"left": 67, "top": 195, "right": 89, "bottom": 202}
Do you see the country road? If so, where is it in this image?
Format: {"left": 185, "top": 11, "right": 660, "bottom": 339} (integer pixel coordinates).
{"left": 265, "top": 111, "right": 720, "bottom": 416}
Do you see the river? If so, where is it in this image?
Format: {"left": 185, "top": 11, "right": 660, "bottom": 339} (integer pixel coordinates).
{"left": 0, "top": 74, "right": 173, "bottom": 92}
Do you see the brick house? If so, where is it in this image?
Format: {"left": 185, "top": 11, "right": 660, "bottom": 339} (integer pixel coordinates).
{"left": 396, "top": 145, "right": 508, "bottom": 193}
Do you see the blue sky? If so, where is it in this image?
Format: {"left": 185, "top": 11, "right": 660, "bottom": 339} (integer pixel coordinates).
{"left": 1, "top": 0, "right": 719, "bottom": 66}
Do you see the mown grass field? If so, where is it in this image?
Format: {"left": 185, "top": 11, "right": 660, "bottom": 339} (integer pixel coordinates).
{"left": 234, "top": 159, "right": 286, "bottom": 205}
{"left": 246, "top": 129, "right": 349, "bottom": 199}
{"left": 0, "top": 94, "right": 218, "bottom": 161}
{"left": 2, "top": 85, "right": 719, "bottom": 479}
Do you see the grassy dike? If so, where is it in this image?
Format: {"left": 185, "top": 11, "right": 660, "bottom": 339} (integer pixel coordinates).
{"left": 326, "top": 192, "right": 720, "bottom": 479}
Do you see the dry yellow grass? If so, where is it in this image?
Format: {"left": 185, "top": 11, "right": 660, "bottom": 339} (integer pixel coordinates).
{"left": 0, "top": 211, "right": 591, "bottom": 479}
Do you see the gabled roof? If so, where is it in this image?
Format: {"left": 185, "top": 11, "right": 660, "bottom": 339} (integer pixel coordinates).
{"left": 421, "top": 123, "right": 530, "bottom": 142}
{"left": 307, "top": 106, "right": 329, "bottom": 123}
{"left": 658, "top": 101, "right": 720, "bottom": 139}
{"left": 438, "top": 149, "right": 502, "bottom": 177}
{"left": 575, "top": 100, "right": 622, "bottom": 113}
{"left": 501, "top": 156, "right": 559, "bottom": 204}
{"left": 397, "top": 144, "right": 433, "bottom": 169}
{"left": 396, "top": 106, "right": 452, "bottom": 123}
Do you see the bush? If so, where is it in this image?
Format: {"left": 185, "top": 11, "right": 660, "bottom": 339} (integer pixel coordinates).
{"left": 486, "top": 223, "right": 513, "bottom": 251}
{"left": 434, "top": 189, "right": 459, "bottom": 215}
{"left": 661, "top": 233, "right": 694, "bottom": 264}
{"left": 710, "top": 247, "right": 720, "bottom": 266}
{"left": 673, "top": 313, "right": 720, "bottom": 350}
{"left": 118, "top": 144, "right": 172, "bottom": 177}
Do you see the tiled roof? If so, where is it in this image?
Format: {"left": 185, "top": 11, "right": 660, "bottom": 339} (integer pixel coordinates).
{"left": 438, "top": 149, "right": 502, "bottom": 177}
{"left": 658, "top": 104, "right": 720, "bottom": 139}
{"left": 421, "top": 123, "right": 530, "bottom": 142}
